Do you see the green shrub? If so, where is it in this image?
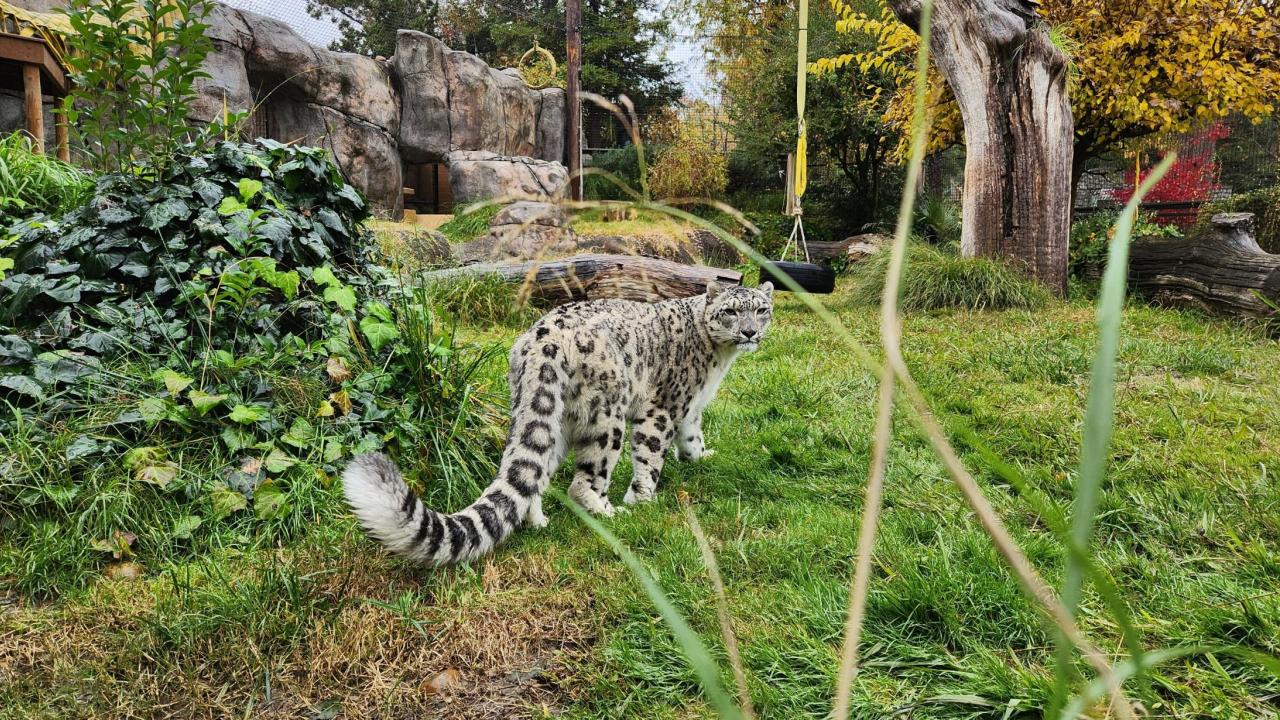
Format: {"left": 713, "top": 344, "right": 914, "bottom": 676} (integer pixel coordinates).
{"left": 649, "top": 124, "right": 728, "bottom": 201}
{"left": 1195, "top": 185, "right": 1280, "bottom": 253}
{"left": 0, "top": 132, "right": 93, "bottom": 225}
{"left": 61, "top": 0, "right": 213, "bottom": 172}
{"left": 1, "top": 139, "right": 371, "bottom": 355}
{"left": 726, "top": 151, "right": 781, "bottom": 192}
{"left": 1071, "top": 210, "right": 1181, "bottom": 280}
{"left": 584, "top": 145, "right": 655, "bottom": 201}
{"left": 913, "top": 193, "right": 961, "bottom": 248}
{"left": 0, "top": 140, "right": 506, "bottom": 597}
{"left": 851, "top": 244, "right": 1051, "bottom": 311}
{"left": 436, "top": 202, "right": 502, "bottom": 243}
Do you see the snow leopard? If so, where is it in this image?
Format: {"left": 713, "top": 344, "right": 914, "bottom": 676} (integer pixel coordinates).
{"left": 341, "top": 280, "right": 775, "bottom": 566}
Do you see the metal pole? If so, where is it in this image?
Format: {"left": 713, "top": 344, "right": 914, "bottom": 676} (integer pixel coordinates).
{"left": 565, "top": 0, "right": 583, "bottom": 201}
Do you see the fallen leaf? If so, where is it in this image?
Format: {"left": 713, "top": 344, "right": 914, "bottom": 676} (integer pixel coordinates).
{"left": 315, "top": 399, "right": 335, "bottom": 417}
{"left": 425, "top": 668, "right": 462, "bottom": 695}
{"left": 136, "top": 462, "right": 179, "bottom": 487}
{"left": 106, "top": 561, "right": 144, "bottom": 580}
{"left": 326, "top": 356, "right": 351, "bottom": 383}
{"left": 240, "top": 457, "right": 263, "bottom": 475}
{"left": 329, "top": 389, "right": 353, "bottom": 415}
{"left": 91, "top": 530, "right": 137, "bottom": 559}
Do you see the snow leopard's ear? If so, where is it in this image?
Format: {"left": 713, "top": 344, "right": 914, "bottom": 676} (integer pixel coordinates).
{"left": 758, "top": 281, "right": 774, "bottom": 298}
{"left": 705, "top": 280, "right": 725, "bottom": 301}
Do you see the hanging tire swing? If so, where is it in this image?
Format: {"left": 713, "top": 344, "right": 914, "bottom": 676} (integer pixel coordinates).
{"left": 762, "top": 0, "right": 836, "bottom": 295}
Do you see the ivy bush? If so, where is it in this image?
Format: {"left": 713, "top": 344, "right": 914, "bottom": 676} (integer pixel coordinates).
{"left": 1, "top": 139, "right": 371, "bottom": 362}
{"left": 0, "top": 140, "right": 504, "bottom": 597}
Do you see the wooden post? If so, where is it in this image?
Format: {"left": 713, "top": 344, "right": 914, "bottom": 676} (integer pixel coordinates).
{"left": 565, "top": 0, "right": 582, "bottom": 200}
{"left": 23, "top": 63, "right": 44, "bottom": 154}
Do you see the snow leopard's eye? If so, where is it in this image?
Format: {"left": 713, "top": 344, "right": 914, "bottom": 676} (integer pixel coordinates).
{"left": 755, "top": 307, "right": 769, "bottom": 315}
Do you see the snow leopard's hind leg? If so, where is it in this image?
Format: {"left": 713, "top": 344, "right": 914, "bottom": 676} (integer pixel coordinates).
{"left": 567, "top": 384, "right": 628, "bottom": 517}
{"left": 624, "top": 406, "right": 677, "bottom": 505}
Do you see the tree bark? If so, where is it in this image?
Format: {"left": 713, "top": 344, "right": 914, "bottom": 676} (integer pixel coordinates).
{"left": 421, "top": 254, "right": 743, "bottom": 305}
{"left": 1129, "top": 213, "right": 1280, "bottom": 319}
{"left": 888, "top": 0, "right": 1074, "bottom": 295}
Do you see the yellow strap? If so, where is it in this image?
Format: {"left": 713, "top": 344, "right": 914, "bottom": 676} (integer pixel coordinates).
{"left": 794, "top": 126, "right": 808, "bottom": 201}
{"left": 793, "top": 0, "right": 809, "bottom": 203}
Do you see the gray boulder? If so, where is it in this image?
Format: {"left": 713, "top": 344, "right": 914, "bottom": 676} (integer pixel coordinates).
{"left": 447, "top": 151, "right": 568, "bottom": 205}
{"left": 490, "top": 201, "right": 568, "bottom": 228}
{"left": 392, "top": 30, "right": 450, "bottom": 162}
{"left": 445, "top": 52, "right": 503, "bottom": 152}
{"left": 536, "top": 88, "right": 566, "bottom": 163}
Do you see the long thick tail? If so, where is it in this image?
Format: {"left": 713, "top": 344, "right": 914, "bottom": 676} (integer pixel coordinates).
{"left": 342, "top": 337, "right": 569, "bottom": 566}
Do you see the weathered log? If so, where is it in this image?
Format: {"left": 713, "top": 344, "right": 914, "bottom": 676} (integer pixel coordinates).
{"left": 1129, "top": 213, "right": 1280, "bottom": 318}
{"left": 801, "top": 233, "right": 889, "bottom": 264}
{"left": 421, "top": 253, "right": 742, "bottom": 305}
{"left": 887, "top": 0, "right": 1073, "bottom": 295}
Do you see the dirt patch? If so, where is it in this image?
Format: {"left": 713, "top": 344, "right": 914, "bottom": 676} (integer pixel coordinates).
{"left": 0, "top": 548, "right": 597, "bottom": 719}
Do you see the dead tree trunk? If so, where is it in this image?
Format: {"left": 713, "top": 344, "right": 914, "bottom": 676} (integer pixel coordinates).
{"left": 888, "top": 0, "right": 1074, "bottom": 295}
{"left": 421, "top": 254, "right": 742, "bottom": 305}
{"left": 1129, "top": 213, "right": 1280, "bottom": 319}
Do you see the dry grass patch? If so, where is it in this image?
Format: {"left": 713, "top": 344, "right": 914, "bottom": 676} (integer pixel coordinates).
{"left": 0, "top": 546, "right": 597, "bottom": 719}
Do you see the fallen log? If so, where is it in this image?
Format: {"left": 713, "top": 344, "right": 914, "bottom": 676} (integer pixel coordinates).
{"left": 1129, "top": 213, "right": 1280, "bottom": 318}
{"left": 421, "top": 253, "right": 743, "bottom": 305}
{"left": 798, "top": 233, "right": 889, "bottom": 264}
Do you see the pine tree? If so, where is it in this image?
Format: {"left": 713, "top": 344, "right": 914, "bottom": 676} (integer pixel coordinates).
{"left": 306, "top": 0, "right": 439, "bottom": 57}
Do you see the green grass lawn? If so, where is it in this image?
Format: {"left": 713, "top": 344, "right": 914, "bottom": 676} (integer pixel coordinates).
{"left": 3, "top": 281, "right": 1279, "bottom": 718}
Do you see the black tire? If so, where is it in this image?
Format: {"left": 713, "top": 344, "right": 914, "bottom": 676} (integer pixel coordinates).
{"left": 760, "top": 261, "right": 836, "bottom": 294}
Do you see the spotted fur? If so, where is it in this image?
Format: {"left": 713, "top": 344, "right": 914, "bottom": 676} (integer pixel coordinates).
{"left": 342, "top": 280, "right": 774, "bottom": 566}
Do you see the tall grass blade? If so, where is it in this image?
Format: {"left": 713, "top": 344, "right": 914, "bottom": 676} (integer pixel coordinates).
{"left": 679, "top": 494, "right": 756, "bottom": 719}
{"left": 552, "top": 488, "right": 742, "bottom": 719}
{"left": 832, "top": 0, "right": 934, "bottom": 716}
{"left": 1054, "top": 153, "right": 1176, "bottom": 712}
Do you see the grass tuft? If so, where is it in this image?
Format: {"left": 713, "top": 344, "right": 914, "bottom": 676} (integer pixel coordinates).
{"left": 425, "top": 273, "right": 542, "bottom": 329}
{"left": 435, "top": 203, "right": 502, "bottom": 243}
{"left": 850, "top": 244, "right": 1051, "bottom": 311}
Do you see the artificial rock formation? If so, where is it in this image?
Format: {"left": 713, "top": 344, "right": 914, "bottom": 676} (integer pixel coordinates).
{"left": 4, "top": 1, "right": 568, "bottom": 217}
{"left": 191, "top": 13, "right": 567, "bottom": 216}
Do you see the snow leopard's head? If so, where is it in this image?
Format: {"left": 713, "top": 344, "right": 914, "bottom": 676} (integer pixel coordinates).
{"left": 704, "top": 281, "right": 774, "bottom": 351}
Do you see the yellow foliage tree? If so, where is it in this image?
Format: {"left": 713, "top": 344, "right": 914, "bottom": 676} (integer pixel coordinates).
{"left": 815, "top": 0, "right": 1280, "bottom": 184}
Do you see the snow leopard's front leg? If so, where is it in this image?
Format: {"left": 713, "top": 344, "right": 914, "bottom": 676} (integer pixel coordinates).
{"left": 676, "top": 410, "right": 714, "bottom": 461}
{"left": 624, "top": 408, "right": 676, "bottom": 504}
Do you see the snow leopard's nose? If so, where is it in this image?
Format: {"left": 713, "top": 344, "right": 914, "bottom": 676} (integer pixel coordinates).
{"left": 741, "top": 328, "right": 757, "bottom": 340}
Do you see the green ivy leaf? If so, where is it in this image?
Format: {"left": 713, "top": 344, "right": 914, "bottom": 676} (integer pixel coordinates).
{"left": 138, "top": 397, "right": 168, "bottom": 424}
{"left": 0, "top": 374, "right": 44, "bottom": 399}
{"left": 65, "top": 435, "right": 104, "bottom": 462}
{"left": 172, "top": 514, "right": 202, "bottom": 539}
{"left": 311, "top": 265, "right": 339, "bottom": 287}
{"left": 210, "top": 485, "right": 248, "bottom": 519}
{"left": 221, "top": 426, "right": 253, "bottom": 453}
{"left": 189, "top": 389, "right": 227, "bottom": 415}
{"left": 228, "top": 404, "right": 267, "bottom": 424}
{"left": 238, "top": 178, "right": 263, "bottom": 202}
{"left": 143, "top": 198, "right": 191, "bottom": 231}
{"left": 218, "top": 196, "right": 247, "bottom": 216}
{"left": 323, "top": 285, "right": 357, "bottom": 313}
{"left": 282, "top": 417, "right": 315, "bottom": 448}
{"left": 263, "top": 446, "right": 296, "bottom": 473}
{"left": 156, "top": 369, "right": 193, "bottom": 395}
{"left": 359, "top": 316, "right": 399, "bottom": 352}
{"left": 254, "top": 480, "right": 289, "bottom": 520}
